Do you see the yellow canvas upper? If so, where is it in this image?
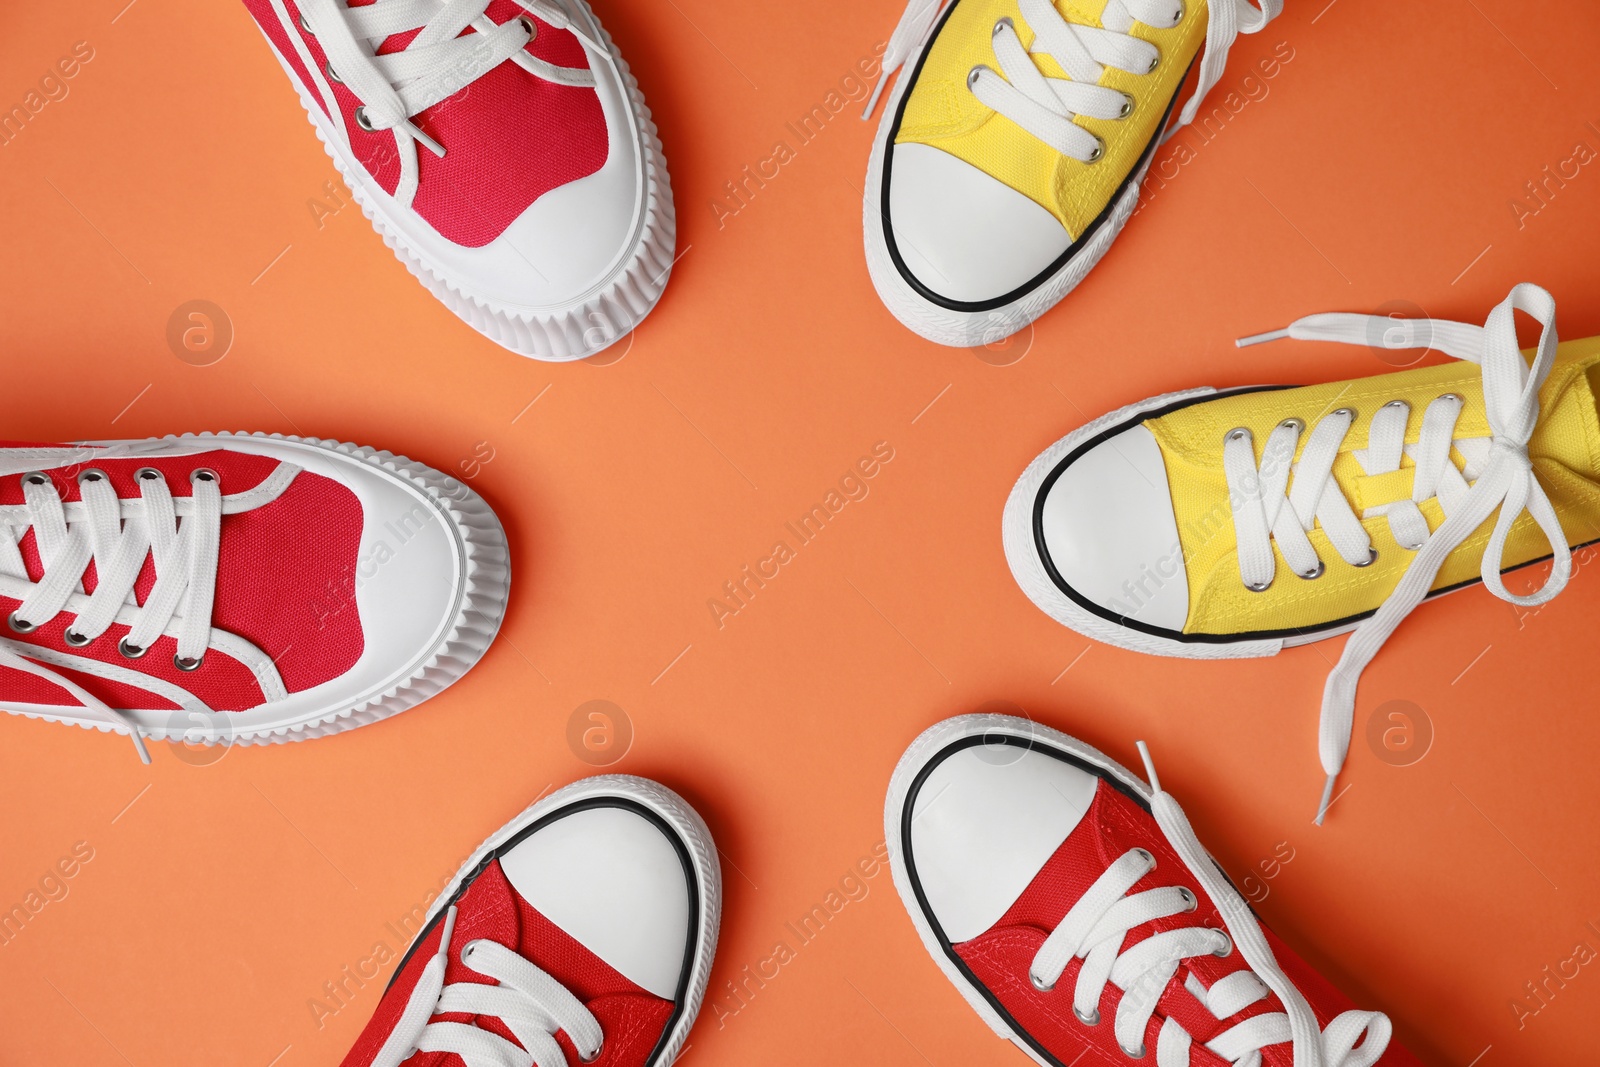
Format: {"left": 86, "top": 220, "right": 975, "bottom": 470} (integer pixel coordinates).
{"left": 894, "top": 0, "right": 1209, "bottom": 237}
{"left": 1142, "top": 337, "right": 1600, "bottom": 635}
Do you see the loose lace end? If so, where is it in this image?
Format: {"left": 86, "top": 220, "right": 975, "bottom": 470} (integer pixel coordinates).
{"left": 1313, "top": 774, "right": 1337, "bottom": 826}
{"left": 130, "top": 729, "right": 152, "bottom": 765}
{"left": 1135, "top": 740, "right": 1161, "bottom": 794}
{"left": 1236, "top": 327, "right": 1291, "bottom": 348}
{"left": 861, "top": 74, "right": 890, "bottom": 120}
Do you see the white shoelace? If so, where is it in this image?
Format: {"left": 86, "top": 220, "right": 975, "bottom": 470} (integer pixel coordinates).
{"left": 1235, "top": 283, "right": 1571, "bottom": 822}
{"left": 0, "top": 467, "right": 231, "bottom": 764}
{"left": 372, "top": 905, "right": 604, "bottom": 1067}
{"left": 298, "top": 0, "right": 601, "bottom": 160}
{"left": 1036, "top": 742, "right": 1391, "bottom": 1066}
{"left": 862, "top": 0, "right": 1283, "bottom": 162}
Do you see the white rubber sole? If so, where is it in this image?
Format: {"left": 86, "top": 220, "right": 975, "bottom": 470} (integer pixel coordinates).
{"left": 862, "top": 54, "right": 1160, "bottom": 350}
{"left": 4, "top": 432, "right": 510, "bottom": 748}
{"left": 421, "top": 774, "right": 723, "bottom": 1066}
{"left": 263, "top": 7, "right": 675, "bottom": 363}
{"left": 884, "top": 713, "right": 1155, "bottom": 1067}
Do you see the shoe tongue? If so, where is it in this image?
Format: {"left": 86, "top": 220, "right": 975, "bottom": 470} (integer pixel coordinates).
{"left": 1056, "top": 0, "right": 1113, "bottom": 25}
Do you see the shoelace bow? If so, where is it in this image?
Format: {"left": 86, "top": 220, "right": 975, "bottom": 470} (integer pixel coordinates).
{"left": 1235, "top": 283, "right": 1571, "bottom": 822}
{"left": 299, "top": 0, "right": 602, "bottom": 160}
{"left": 1038, "top": 743, "right": 1392, "bottom": 1067}
{"left": 862, "top": 0, "right": 1283, "bottom": 161}
{"left": 372, "top": 905, "right": 604, "bottom": 1067}
{"left": 0, "top": 466, "right": 229, "bottom": 764}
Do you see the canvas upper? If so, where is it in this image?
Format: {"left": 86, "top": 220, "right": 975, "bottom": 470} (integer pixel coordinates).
{"left": 341, "top": 778, "right": 719, "bottom": 1067}
{"left": 1009, "top": 284, "right": 1584, "bottom": 819}
{"left": 864, "top": 0, "right": 1281, "bottom": 332}
{"left": 244, "top": 0, "right": 608, "bottom": 249}
{"left": 889, "top": 715, "right": 1417, "bottom": 1067}
{"left": 241, "top": 0, "right": 676, "bottom": 360}
{"left": 0, "top": 434, "right": 508, "bottom": 756}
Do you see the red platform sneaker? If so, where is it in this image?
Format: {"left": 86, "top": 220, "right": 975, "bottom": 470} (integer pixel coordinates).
{"left": 240, "top": 0, "right": 674, "bottom": 361}
{"left": 341, "top": 775, "right": 721, "bottom": 1067}
{"left": 0, "top": 433, "right": 508, "bottom": 760}
{"left": 886, "top": 714, "right": 1416, "bottom": 1067}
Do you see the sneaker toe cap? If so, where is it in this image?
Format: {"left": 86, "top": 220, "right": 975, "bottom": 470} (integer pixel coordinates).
{"left": 886, "top": 142, "right": 1071, "bottom": 305}
{"left": 1037, "top": 424, "right": 1189, "bottom": 632}
{"left": 908, "top": 743, "right": 1100, "bottom": 942}
{"left": 501, "top": 803, "right": 693, "bottom": 999}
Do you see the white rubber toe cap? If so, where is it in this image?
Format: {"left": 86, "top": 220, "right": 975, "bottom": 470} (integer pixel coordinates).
{"left": 908, "top": 743, "right": 1100, "bottom": 943}
{"left": 886, "top": 142, "right": 1071, "bottom": 305}
{"left": 501, "top": 804, "right": 691, "bottom": 999}
{"left": 1037, "top": 424, "right": 1190, "bottom": 632}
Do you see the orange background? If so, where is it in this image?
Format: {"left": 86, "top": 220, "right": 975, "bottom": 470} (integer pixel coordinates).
{"left": 3, "top": 1, "right": 1600, "bottom": 1064}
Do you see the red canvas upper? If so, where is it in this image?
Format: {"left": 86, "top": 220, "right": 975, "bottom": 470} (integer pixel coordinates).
{"left": 242, "top": 0, "right": 609, "bottom": 247}
{"left": 0, "top": 445, "right": 365, "bottom": 712}
{"left": 342, "top": 859, "right": 677, "bottom": 1067}
{"left": 952, "top": 780, "right": 1420, "bottom": 1067}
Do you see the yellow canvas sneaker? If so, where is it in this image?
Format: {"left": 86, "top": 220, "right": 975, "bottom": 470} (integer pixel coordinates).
{"left": 1003, "top": 284, "right": 1594, "bottom": 820}
{"left": 861, "top": 0, "right": 1283, "bottom": 347}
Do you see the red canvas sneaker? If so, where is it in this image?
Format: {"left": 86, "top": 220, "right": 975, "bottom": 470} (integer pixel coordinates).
{"left": 241, "top": 0, "right": 673, "bottom": 362}
{"left": 0, "top": 433, "right": 508, "bottom": 760}
{"left": 341, "top": 775, "right": 721, "bottom": 1067}
{"left": 887, "top": 714, "right": 1416, "bottom": 1067}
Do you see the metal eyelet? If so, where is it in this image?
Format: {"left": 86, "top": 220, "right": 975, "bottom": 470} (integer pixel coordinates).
{"left": 1299, "top": 559, "right": 1325, "bottom": 580}
{"left": 298, "top": 9, "right": 312, "bottom": 33}
{"left": 1331, "top": 406, "right": 1357, "bottom": 420}
{"left": 1177, "top": 886, "right": 1198, "bottom": 912}
{"left": 1245, "top": 578, "right": 1272, "bottom": 593}
{"left": 516, "top": 14, "right": 537, "bottom": 39}
{"left": 1084, "top": 137, "right": 1105, "bottom": 164}
{"left": 325, "top": 60, "right": 344, "bottom": 84}
{"left": 1225, "top": 427, "right": 1250, "bottom": 444}
{"left": 1277, "top": 417, "right": 1304, "bottom": 433}
{"left": 7, "top": 611, "right": 37, "bottom": 634}
{"left": 578, "top": 1037, "right": 604, "bottom": 1064}
{"left": 1438, "top": 392, "right": 1464, "bottom": 404}
{"left": 1213, "top": 931, "right": 1234, "bottom": 957}
{"left": 22, "top": 472, "right": 48, "bottom": 487}
{"left": 1030, "top": 971, "right": 1054, "bottom": 992}
{"left": 118, "top": 637, "right": 148, "bottom": 659}
{"left": 191, "top": 468, "right": 218, "bottom": 485}
{"left": 77, "top": 468, "right": 106, "bottom": 485}
{"left": 354, "top": 106, "right": 376, "bottom": 132}
{"left": 1172, "top": 1, "right": 1185, "bottom": 24}
{"left": 993, "top": 16, "right": 1014, "bottom": 36}
{"left": 63, "top": 628, "right": 92, "bottom": 647}
{"left": 135, "top": 467, "right": 161, "bottom": 483}
{"left": 1132, "top": 847, "right": 1155, "bottom": 868}
{"left": 1121, "top": 1041, "right": 1148, "bottom": 1059}
{"left": 1353, "top": 547, "right": 1379, "bottom": 567}
{"left": 1118, "top": 93, "right": 1135, "bottom": 118}
{"left": 174, "top": 653, "right": 205, "bottom": 672}
{"left": 1383, "top": 399, "right": 1407, "bottom": 409}
{"left": 967, "top": 65, "right": 987, "bottom": 89}
{"left": 1074, "top": 1004, "right": 1101, "bottom": 1026}
{"left": 1146, "top": 52, "right": 1161, "bottom": 74}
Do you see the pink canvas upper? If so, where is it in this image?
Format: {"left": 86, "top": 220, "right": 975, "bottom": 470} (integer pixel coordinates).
{"left": 242, "top": 0, "right": 609, "bottom": 247}
{"left": 953, "top": 780, "right": 1421, "bottom": 1067}
{"left": 0, "top": 444, "right": 365, "bottom": 712}
{"left": 341, "top": 859, "right": 677, "bottom": 1067}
